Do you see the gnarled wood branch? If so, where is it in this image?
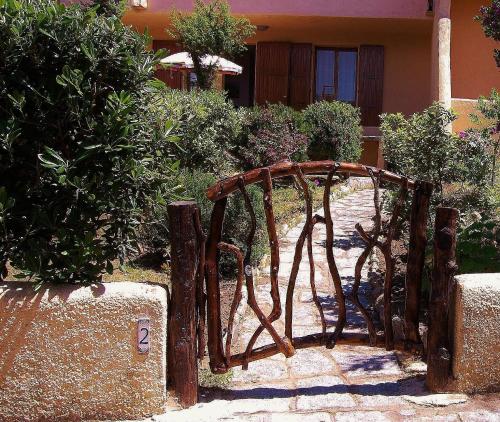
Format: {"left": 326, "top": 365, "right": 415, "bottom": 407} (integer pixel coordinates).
{"left": 238, "top": 179, "right": 294, "bottom": 369}
{"left": 323, "top": 165, "right": 347, "bottom": 349}
{"left": 350, "top": 169, "right": 381, "bottom": 346}
{"left": 217, "top": 241, "right": 244, "bottom": 367}
{"left": 193, "top": 207, "right": 207, "bottom": 360}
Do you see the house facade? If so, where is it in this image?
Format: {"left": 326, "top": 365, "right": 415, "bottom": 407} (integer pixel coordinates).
{"left": 123, "top": 0, "right": 499, "bottom": 166}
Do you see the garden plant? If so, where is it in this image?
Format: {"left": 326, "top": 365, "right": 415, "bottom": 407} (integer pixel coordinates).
{"left": 476, "top": 0, "right": 500, "bottom": 67}
{"left": 170, "top": 0, "right": 255, "bottom": 89}
{"left": 381, "top": 100, "right": 499, "bottom": 275}
{"left": 0, "top": 0, "right": 179, "bottom": 284}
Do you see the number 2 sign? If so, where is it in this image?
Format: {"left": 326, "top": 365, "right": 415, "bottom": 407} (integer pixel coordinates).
{"left": 137, "top": 317, "right": 150, "bottom": 354}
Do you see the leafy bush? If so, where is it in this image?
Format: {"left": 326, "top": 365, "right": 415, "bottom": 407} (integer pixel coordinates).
{"left": 302, "top": 100, "right": 362, "bottom": 162}
{"left": 469, "top": 89, "right": 500, "bottom": 186}
{"left": 454, "top": 129, "right": 494, "bottom": 187}
{"left": 476, "top": 0, "right": 500, "bottom": 67}
{"left": 234, "top": 104, "right": 308, "bottom": 169}
{"left": 0, "top": 0, "right": 178, "bottom": 284}
{"left": 138, "top": 169, "right": 268, "bottom": 273}
{"left": 381, "top": 102, "right": 499, "bottom": 275}
{"left": 170, "top": 0, "right": 255, "bottom": 89}
{"left": 153, "top": 88, "right": 241, "bottom": 175}
{"left": 456, "top": 216, "right": 500, "bottom": 274}
{"left": 381, "top": 103, "right": 463, "bottom": 198}
{"left": 382, "top": 101, "right": 496, "bottom": 202}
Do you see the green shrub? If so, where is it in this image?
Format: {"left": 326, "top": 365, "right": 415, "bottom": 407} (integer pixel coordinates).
{"left": 469, "top": 89, "right": 500, "bottom": 186}
{"left": 0, "top": 0, "right": 178, "bottom": 284}
{"left": 455, "top": 129, "right": 494, "bottom": 187}
{"left": 302, "top": 100, "right": 362, "bottom": 162}
{"left": 456, "top": 216, "right": 500, "bottom": 274}
{"left": 234, "top": 103, "right": 308, "bottom": 169}
{"left": 138, "top": 169, "right": 268, "bottom": 273}
{"left": 153, "top": 88, "right": 241, "bottom": 175}
{"left": 381, "top": 103, "right": 461, "bottom": 198}
{"left": 381, "top": 103, "right": 495, "bottom": 200}
{"left": 381, "top": 102, "right": 499, "bottom": 275}
{"left": 476, "top": 0, "right": 500, "bottom": 67}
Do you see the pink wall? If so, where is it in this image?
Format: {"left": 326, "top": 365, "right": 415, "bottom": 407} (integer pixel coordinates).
{"left": 151, "top": 0, "right": 431, "bottom": 19}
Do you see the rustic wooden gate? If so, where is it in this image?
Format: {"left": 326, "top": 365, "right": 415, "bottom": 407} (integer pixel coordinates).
{"left": 167, "top": 160, "right": 460, "bottom": 406}
{"left": 200, "top": 160, "right": 433, "bottom": 375}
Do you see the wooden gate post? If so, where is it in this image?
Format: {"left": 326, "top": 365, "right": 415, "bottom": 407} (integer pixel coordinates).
{"left": 404, "top": 180, "right": 433, "bottom": 347}
{"left": 426, "top": 207, "right": 458, "bottom": 392}
{"left": 167, "top": 201, "right": 199, "bottom": 407}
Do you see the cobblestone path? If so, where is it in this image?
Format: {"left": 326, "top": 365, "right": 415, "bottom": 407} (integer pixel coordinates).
{"left": 152, "top": 186, "right": 500, "bottom": 422}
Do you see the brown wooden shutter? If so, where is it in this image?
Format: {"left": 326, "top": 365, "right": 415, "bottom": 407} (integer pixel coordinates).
{"left": 289, "top": 43, "right": 313, "bottom": 110}
{"left": 255, "top": 42, "right": 291, "bottom": 105}
{"left": 152, "top": 40, "right": 183, "bottom": 90}
{"left": 358, "top": 45, "right": 384, "bottom": 126}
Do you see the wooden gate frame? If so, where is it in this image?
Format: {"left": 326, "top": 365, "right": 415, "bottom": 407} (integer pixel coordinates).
{"left": 202, "top": 160, "right": 433, "bottom": 374}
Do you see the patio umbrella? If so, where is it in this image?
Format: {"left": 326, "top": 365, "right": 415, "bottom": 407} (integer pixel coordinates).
{"left": 160, "top": 52, "right": 243, "bottom": 75}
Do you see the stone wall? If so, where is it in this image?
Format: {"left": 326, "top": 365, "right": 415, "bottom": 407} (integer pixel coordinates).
{"left": 0, "top": 281, "right": 168, "bottom": 421}
{"left": 450, "top": 273, "right": 500, "bottom": 394}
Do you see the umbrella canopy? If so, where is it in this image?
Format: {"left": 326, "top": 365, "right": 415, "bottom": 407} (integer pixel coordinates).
{"left": 160, "top": 52, "right": 242, "bottom": 75}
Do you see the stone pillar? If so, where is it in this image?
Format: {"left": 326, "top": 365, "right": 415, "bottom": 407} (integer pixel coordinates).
{"left": 431, "top": 0, "right": 452, "bottom": 110}
{"left": 0, "top": 282, "right": 168, "bottom": 421}
{"left": 450, "top": 273, "right": 500, "bottom": 393}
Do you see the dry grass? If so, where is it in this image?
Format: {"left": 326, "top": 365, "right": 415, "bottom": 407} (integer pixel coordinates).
{"left": 102, "top": 264, "right": 170, "bottom": 285}
{"left": 198, "top": 364, "right": 233, "bottom": 389}
{"left": 3, "top": 261, "right": 170, "bottom": 286}
{"left": 273, "top": 184, "right": 325, "bottom": 235}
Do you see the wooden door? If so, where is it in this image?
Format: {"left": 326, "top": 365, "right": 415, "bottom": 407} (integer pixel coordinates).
{"left": 255, "top": 42, "right": 291, "bottom": 105}
{"left": 289, "top": 43, "right": 313, "bottom": 110}
{"left": 358, "top": 45, "right": 384, "bottom": 126}
{"left": 152, "top": 40, "right": 183, "bottom": 90}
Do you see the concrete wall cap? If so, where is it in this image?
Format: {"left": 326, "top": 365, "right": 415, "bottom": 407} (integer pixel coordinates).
{"left": 451, "top": 273, "right": 500, "bottom": 394}
{"left": 454, "top": 273, "right": 500, "bottom": 291}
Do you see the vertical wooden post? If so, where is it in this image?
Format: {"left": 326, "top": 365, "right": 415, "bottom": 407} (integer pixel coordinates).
{"left": 205, "top": 198, "right": 228, "bottom": 374}
{"left": 167, "top": 201, "right": 199, "bottom": 407}
{"left": 426, "top": 207, "right": 458, "bottom": 392}
{"left": 404, "top": 180, "right": 433, "bottom": 346}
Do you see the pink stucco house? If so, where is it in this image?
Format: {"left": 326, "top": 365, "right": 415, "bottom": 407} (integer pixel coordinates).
{"left": 123, "top": 0, "right": 499, "bottom": 166}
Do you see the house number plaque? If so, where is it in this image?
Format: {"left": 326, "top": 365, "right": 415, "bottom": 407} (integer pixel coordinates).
{"left": 137, "top": 317, "right": 150, "bottom": 354}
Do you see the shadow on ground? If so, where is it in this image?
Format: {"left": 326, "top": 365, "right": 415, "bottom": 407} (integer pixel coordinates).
{"left": 199, "top": 376, "right": 427, "bottom": 402}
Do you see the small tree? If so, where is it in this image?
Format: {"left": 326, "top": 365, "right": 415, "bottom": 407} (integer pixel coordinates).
{"left": 476, "top": 0, "right": 500, "bottom": 67}
{"left": 170, "top": 0, "right": 255, "bottom": 89}
{"left": 380, "top": 104, "right": 460, "bottom": 199}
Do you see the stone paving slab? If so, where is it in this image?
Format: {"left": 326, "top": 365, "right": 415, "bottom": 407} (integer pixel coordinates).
{"left": 289, "top": 349, "right": 338, "bottom": 378}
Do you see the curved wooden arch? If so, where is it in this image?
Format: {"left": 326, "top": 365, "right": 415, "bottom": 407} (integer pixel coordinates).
{"left": 206, "top": 160, "right": 415, "bottom": 202}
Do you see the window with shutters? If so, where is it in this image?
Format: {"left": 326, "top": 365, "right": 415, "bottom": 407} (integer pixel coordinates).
{"left": 314, "top": 48, "right": 358, "bottom": 105}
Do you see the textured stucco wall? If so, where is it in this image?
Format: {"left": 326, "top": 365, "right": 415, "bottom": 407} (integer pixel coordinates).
{"left": 450, "top": 98, "right": 497, "bottom": 134}
{"left": 0, "top": 281, "right": 168, "bottom": 421}
{"left": 451, "top": 273, "right": 500, "bottom": 394}
{"left": 145, "top": 0, "right": 430, "bottom": 18}
{"left": 451, "top": 0, "right": 500, "bottom": 100}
